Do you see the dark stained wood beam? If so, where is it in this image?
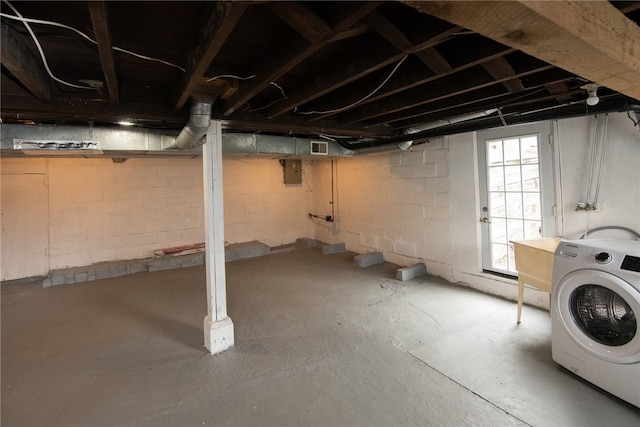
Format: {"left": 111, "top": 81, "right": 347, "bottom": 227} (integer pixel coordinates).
{"left": 267, "top": 25, "right": 460, "bottom": 118}
{"left": 341, "top": 64, "right": 554, "bottom": 124}
{"left": 481, "top": 57, "right": 525, "bottom": 93}
{"left": 173, "top": 1, "right": 249, "bottom": 110}
{"left": 307, "top": 45, "right": 515, "bottom": 122}
{"left": 267, "top": 2, "right": 332, "bottom": 43}
{"left": 544, "top": 81, "right": 573, "bottom": 103}
{"left": 363, "top": 9, "right": 452, "bottom": 74}
{"left": 223, "top": 2, "right": 382, "bottom": 116}
{"left": 88, "top": 1, "right": 119, "bottom": 103}
{"left": 0, "top": 94, "right": 188, "bottom": 125}
{"left": 403, "top": 0, "right": 640, "bottom": 101}
{"left": 0, "top": 94, "right": 392, "bottom": 138}
{"left": 378, "top": 72, "right": 574, "bottom": 128}
{"left": 619, "top": 2, "right": 640, "bottom": 14}
{"left": 0, "top": 22, "right": 51, "bottom": 101}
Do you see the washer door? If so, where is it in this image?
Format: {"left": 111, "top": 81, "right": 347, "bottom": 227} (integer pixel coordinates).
{"left": 554, "top": 269, "right": 640, "bottom": 363}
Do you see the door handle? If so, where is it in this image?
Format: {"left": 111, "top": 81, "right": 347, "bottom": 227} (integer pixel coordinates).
{"left": 480, "top": 217, "right": 491, "bottom": 223}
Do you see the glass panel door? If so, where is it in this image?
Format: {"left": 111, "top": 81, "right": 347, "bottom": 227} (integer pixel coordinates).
{"left": 478, "top": 122, "right": 555, "bottom": 275}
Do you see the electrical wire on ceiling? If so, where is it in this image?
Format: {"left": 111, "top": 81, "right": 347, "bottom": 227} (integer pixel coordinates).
{"left": 243, "top": 82, "right": 288, "bottom": 112}
{"left": 2, "top": 0, "right": 95, "bottom": 89}
{"left": 295, "top": 55, "right": 409, "bottom": 115}
{"left": 1, "top": 0, "right": 187, "bottom": 90}
{"left": 206, "top": 74, "right": 256, "bottom": 82}
{"left": 625, "top": 102, "right": 639, "bottom": 128}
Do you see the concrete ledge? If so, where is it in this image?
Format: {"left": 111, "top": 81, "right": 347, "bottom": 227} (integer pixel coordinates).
{"left": 396, "top": 263, "right": 428, "bottom": 281}
{"left": 354, "top": 252, "right": 384, "bottom": 268}
{"left": 295, "top": 238, "right": 318, "bottom": 248}
{"left": 225, "top": 241, "right": 270, "bottom": 262}
{"left": 42, "top": 252, "right": 206, "bottom": 287}
{"left": 37, "top": 239, "right": 311, "bottom": 287}
{"left": 321, "top": 242, "right": 346, "bottom": 254}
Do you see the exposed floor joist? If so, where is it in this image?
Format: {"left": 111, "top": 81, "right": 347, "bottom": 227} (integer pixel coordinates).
{"left": 173, "top": 2, "right": 249, "bottom": 110}
{"left": 0, "top": 22, "right": 51, "bottom": 101}
{"left": 222, "top": 2, "right": 381, "bottom": 116}
{"left": 403, "top": 0, "right": 640, "bottom": 101}
{"left": 88, "top": 1, "right": 119, "bottom": 104}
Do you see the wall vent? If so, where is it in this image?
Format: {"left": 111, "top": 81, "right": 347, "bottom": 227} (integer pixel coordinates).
{"left": 310, "top": 140, "right": 328, "bottom": 155}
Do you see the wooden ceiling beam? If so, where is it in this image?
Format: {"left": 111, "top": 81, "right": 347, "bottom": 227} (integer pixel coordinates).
{"left": 481, "top": 57, "right": 525, "bottom": 93}
{"left": 384, "top": 75, "right": 576, "bottom": 129}
{"left": 403, "top": 0, "right": 640, "bottom": 101}
{"left": 267, "top": 2, "right": 332, "bottom": 43}
{"left": 88, "top": 1, "right": 119, "bottom": 104}
{"left": 342, "top": 64, "right": 554, "bottom": 124}
{"left": 363, "top": 9, "right": 452, "bottom": 74}
{"left": 222, "top": 2, "right": 382, "bottom": 116}
{"left": 544, "top": 81, "right": 573, "bottom": 103}
{"left": 308, "top": 46, "right": 516, "bottom": 122}
{"left": 267, "top": 25, "right": 460, "bottom": 118}
{"left": 173, "top": 1, "right": 249, "bottom": 110}
{"left": 0, "top": 22, "right": 51, "bottom": 102}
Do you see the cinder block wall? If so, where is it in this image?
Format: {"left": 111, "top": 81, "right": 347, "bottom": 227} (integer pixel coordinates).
{"left": 312, "top": 138, "right": 452, "bottom": 279}
{"left": 47, "top": 158, "right": 205, "bottom": 269}
{"left": 222, "top": 158, "right": 314, "bottom": 247}
{"left": 1, "top": 156, "right": 315, "bottom": 277}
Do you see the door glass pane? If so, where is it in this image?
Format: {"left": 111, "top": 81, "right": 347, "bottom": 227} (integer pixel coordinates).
{"left": 506, "top": 192, "right": 522, "bottom": 218}
{"left": 488, "top": 166, "right": 505, "bottom": 191}
{"left": 524, "top": 220, "right": 542, "bottom": 239}
{"left": 521, "top": 136, "right": 539, "bottom": 163}
{"left": 491, "top": 243, "right": 509, "bottom": 271}
{"left": 523, "top": 192, "right": 541, "bottom": 220}
{"left": 508, "top": 219, "right": 524, "bottom": 241}
{"left": 490, "top": 193, "right": 506, "bottom": 217}
{"left": 504, "top": 166, "right": 522, "bottom": 191}
{"left": 504, "top": 139, "right": 520, "bottom": 164}
{"left": 487, "top": 140, "right": 504, "bottom": 165}
{"left": 490, "top": 218, "right": 507, "bottom": 244}
{"left": 522, "top": 165, "right": 540, "bottom": 192}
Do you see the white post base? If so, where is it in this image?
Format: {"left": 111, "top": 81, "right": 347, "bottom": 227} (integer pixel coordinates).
{"left": 203, "top": 315, "right": 234, "bottom": 355}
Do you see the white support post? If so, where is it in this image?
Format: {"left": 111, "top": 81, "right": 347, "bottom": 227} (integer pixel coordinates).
{"left": 202, "top": 120, "right": 234, "bottom": 354}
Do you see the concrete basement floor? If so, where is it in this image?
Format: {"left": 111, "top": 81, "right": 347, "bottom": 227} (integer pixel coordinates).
{"left": 2, "top": 248, "right": 640, "bottom": 426}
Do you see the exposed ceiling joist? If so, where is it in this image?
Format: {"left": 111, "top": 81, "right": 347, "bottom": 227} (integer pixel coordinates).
{"left": 267, "top": 25, "right": 461, "bottom": 118}
{"left": 88, "top": 1, "right": 119, "bottom": 103}
{"left": 222, "top": 1, "right": 382, "bottom": 116}
{"left": 481, "top": 57, "right": 525, "bottom": 93}
{"left": 0, "top": 22, "right": 51, "bottom": 101}
{"left": 173, "top": 1, "right": 250, "bottom": 110}
{"left": 403, "top": 0, "right": 640, "bottom": 101}
{"left": 363, "top": 9, "right": 453, "bottom": 74}
{"left": 308, "top": 45, "right": 517, "bottom": 122}
{"left": 267, "top": 2, "right": 333, "bottom": 43}
{"left": 344, "top": 64, "right": 556, "bottom": 125}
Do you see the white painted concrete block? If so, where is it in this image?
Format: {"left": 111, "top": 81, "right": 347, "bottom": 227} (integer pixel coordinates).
{"left": 354, "top": 252, "right": 384, "bottom": 268}
{"left": 396, "top": 263, "right": 427, "bottom": 281}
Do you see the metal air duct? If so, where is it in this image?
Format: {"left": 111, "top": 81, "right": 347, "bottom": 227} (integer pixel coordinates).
{"left": 165, "top": 101, "right": 212, "bottom": 150}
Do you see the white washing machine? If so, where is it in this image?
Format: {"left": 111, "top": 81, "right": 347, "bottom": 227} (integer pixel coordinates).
{"left": 552, "top": 239, "right": 640, "bottom": 407}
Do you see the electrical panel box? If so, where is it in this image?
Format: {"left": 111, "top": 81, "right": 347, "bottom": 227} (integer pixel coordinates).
{"left": 282, "top": 159, "right": 302, "bottom": 184}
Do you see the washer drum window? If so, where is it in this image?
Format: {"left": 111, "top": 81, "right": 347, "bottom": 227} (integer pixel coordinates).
{"left": 570, "top": 285, "right": 636, "bottom": 346}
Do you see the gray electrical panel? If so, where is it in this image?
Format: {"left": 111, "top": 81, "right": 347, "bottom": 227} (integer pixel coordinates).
{"left": 282, "top": 159, "right": 302, "bottom": 184}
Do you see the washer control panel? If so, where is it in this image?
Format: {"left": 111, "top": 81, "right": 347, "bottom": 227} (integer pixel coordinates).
{"left": 621, "top": 255, "right": 640, "bottom": 273}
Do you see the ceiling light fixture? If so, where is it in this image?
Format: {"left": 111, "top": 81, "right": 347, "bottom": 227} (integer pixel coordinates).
{"left": 117, "top": 120, "right": 135, "bottom": 126}
{"left": 581, "top": 83, "right": 600, "bottom": 106}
